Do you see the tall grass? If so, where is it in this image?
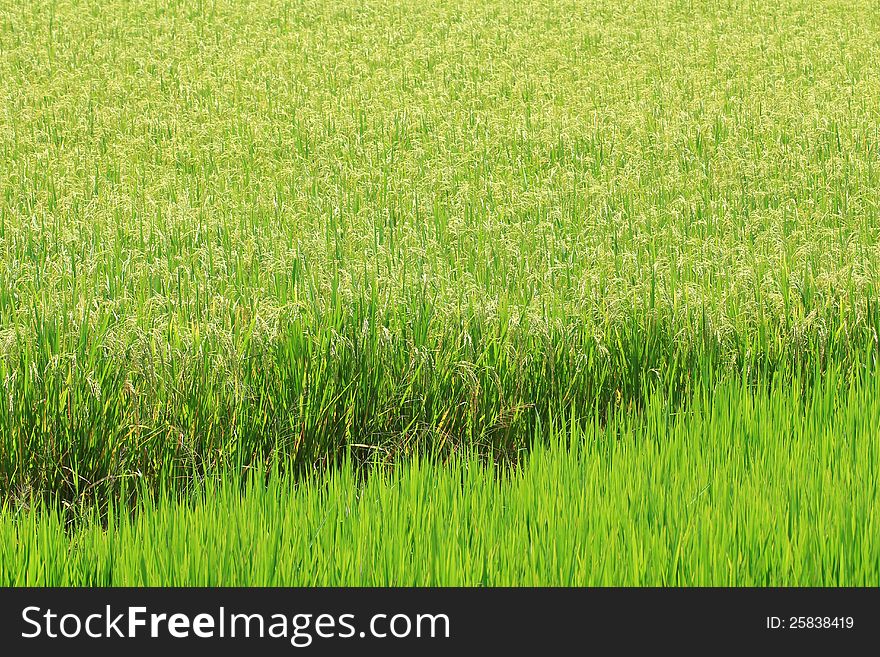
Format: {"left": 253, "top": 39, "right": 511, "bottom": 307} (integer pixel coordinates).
{"left": 2, "top": 0, "right": 880, "bottom": 511}
{"left": 2, "top": 300, "right": 879, "bottom": 510}
{"left": 2, "top": 0, "right": 880, "bottom": 586}
{"left": 3, "top": 372, "right": 878, "bottom": 586}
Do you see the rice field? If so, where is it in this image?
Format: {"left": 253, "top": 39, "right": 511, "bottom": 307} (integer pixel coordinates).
{"left": 1, "top": 0, "right": 880, "bottom": 585}
{"left": 4, "top": 375, "right": 879, "bottom": 586}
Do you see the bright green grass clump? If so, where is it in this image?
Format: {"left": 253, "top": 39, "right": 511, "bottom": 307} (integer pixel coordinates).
{"left": 3, "top": 374, "right": 878, "bottom": 586}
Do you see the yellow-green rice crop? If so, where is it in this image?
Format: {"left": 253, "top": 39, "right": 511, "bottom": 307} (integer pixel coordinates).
{"left": 1, "top": 0, "right": 880, "bottom": 583}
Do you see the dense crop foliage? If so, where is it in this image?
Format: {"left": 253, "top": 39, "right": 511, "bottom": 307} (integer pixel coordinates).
{"left": 3, "top": 0, "right": 880, "bottom": 507}
{"left": 1, "top": 0, "right": 880, "bottom": 584}
{"left": 3, "top": 375, "right": 878, "bottom": 586}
